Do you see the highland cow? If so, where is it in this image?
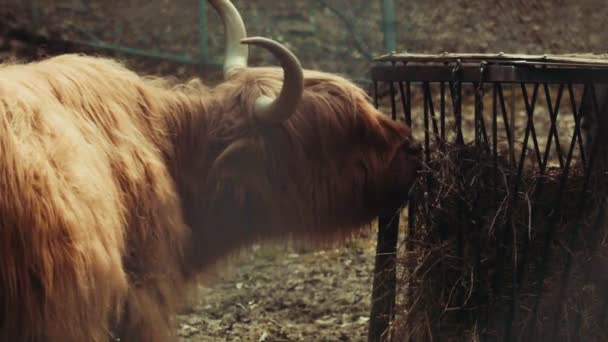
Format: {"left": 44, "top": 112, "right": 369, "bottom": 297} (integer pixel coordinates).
{"left": 0, "top": 0, "right": 420, "bottom": 341}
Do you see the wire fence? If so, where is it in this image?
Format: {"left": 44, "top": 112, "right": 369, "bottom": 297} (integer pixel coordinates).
{"left": 1, "top": 0, "right": 607, "bottom": 83}
{"left": 0, "top": 0, "right": 397, "bottom": 85}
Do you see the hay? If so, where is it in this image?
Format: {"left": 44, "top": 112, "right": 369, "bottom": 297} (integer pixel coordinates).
{"left": 392, "top": 142, "right": 608, "bottom": 341}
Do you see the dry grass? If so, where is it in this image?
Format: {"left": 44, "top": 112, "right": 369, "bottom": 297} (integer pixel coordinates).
{"left": 390, "top": 142, "right": 608, "bottom": 341}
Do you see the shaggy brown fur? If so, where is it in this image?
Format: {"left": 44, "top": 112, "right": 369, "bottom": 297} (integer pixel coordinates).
{"left": 0, "top": 54, "right": 419, "bottom": 341}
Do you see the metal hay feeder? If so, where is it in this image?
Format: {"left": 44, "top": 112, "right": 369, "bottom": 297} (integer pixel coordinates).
{"left": 368, "top": 53, "right": 608, "bottom": 342}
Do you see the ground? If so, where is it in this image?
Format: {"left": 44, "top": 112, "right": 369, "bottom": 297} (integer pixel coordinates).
{"left": 176, "top": 239, "right": 378, "bottom": 342}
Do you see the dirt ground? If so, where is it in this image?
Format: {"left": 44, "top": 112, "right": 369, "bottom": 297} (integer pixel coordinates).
{"left": 176, "top": 239, "right": 378, "bottom": 342}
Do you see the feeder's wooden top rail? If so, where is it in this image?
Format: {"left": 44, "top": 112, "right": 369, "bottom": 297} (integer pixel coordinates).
{"left": 375, "top": 52, "right": 608, "bottom": 66}
{"left": 372, "top": 52, "right": 608, "bottom": 83}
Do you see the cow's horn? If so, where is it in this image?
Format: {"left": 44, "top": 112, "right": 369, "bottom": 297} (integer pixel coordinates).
{"left": 241, "top": 37, "right": 304, "bottom": 124}
{"left": 208, "top": 0, "right": 248, "bottom": 77}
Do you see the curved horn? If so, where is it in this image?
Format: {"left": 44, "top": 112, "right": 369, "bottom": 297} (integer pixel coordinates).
{"left": 208, "top": 0, "right": 248, "bottom": 77}
{"left": 241, "top": 37, "right": 304, "bottom": 124}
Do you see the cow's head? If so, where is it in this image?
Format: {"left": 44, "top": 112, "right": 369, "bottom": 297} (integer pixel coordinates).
{"left": 190, "top": 0, "right": 420, "bottom": 251}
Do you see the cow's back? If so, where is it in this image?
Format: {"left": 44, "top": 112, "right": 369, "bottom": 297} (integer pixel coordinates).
{"left": 0, "top": 55, "right": 189, "bottom": 341}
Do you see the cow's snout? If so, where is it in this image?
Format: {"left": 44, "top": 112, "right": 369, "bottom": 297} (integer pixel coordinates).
{"left": 404, "top": 140, "right": 422, "bottom": 156}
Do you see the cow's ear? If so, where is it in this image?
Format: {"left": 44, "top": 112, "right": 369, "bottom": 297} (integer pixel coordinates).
{"left": 207, "top": 138, "right": 271, "bottom": 206}
{"left": 205, "top": 137, "right": 282, "bottom": 229}
{"left": 208, "top": 139, "right": 258, "bottom": 178}
{"left": 207, "top": 168, "right": 275, "bottom": 232}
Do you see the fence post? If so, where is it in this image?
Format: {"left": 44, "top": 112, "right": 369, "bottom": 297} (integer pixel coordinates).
{"left": 198, "top": 0, "right": 209, "bottom": 62}
{"left": 382, "top": 0, "right": 397, "bottom": 53}
{"left": 368, "top": 215, "right": 400, "bottom": 342}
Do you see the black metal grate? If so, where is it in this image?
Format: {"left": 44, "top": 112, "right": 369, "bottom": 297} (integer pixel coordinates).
{"left": 368, "top": 53, "right": 608, "bottom": 341}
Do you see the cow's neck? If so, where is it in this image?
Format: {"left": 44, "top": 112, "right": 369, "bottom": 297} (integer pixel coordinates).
{"left": 155, "top": 92, "right": 244, "bottom": 269}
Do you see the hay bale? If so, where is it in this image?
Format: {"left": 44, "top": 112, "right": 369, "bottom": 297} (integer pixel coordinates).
{"left": 393, "top": 143, "right": 608, "bottom": 341}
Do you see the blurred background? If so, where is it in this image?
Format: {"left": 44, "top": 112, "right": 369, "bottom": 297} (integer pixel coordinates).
{"left": 1, "top": 0, "right": 607, "bottom": 83}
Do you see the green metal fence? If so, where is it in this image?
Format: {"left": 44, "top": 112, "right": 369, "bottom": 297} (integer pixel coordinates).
{"left": 28, "top": 0, "right": 217, "bottom": 66}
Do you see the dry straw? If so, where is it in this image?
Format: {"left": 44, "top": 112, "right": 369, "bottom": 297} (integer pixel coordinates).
{"left": 392, "top": 142, "right": 608, "bottom": 341}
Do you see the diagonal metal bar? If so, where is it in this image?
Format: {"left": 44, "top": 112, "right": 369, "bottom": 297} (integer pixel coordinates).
{"left": 474, "top": 82, "right": 490, "bottom": 151}
{"left": 520, "top": 83, "right": 543, "bottom": 170}
{"left": 405, "top": 81, "right": 412, "bottom": 126}
{"left": 540, "top": 83, "right": 565, "bottom": 171}
{"left": 449, "top": 80, "right": 465, "bottom": 145}
{"left": 440, "top": 81, "right": 447, "bottom": 142}
{"left": 423, "top": 83, "right": 434, "bottom": 193}
{"left": 493, "top": 83, "right": 499, "bottom": 200}
{"left": 398, "top": 81, "right": 411, "bottom": 126}
{"left": 390, "top": 79, "right": 397, "bottom": 120}
{"left": 496, "top": 83, "right": 515, "bottom": 163}
{"left": 569, "top": 84, "right": 589, "bottom": 169}
{"left": 423, "top": 82, "right": 440, "bottom": 141}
